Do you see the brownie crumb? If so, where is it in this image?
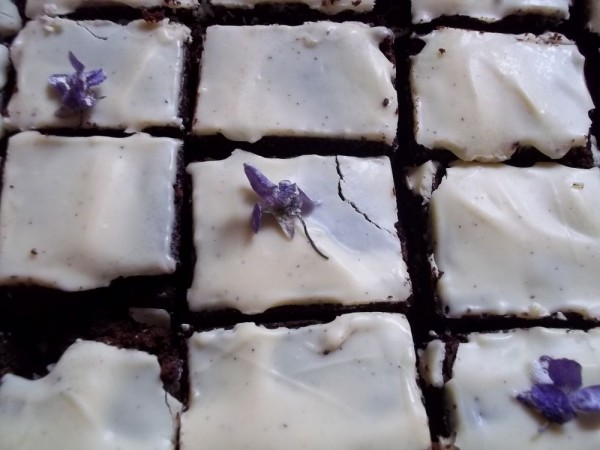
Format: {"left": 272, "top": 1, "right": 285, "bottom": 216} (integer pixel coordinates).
{"left": 142, "top": 9, "right": 166, "bottom": 22}
{"left": 382, "top": 98, "right": 390, "bottom": 107}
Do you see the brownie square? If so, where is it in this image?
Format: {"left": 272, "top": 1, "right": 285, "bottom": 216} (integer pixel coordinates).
{"left": 6, "top": 18, "right": 190, "bottom": 132}
{"left": 0, "top": 339, "right": 181, "bottom": 449}
{"left": 411, "top": 0, "right": 571, "bottom": 24}
{"left": 411, "top": 28, "right": 593, "bottom": 162}
{"left": 192, "top": 22, "right": 397, "bottom": 144}
{"left": 444, "top": 328, "right": 600, "bottom": 449}
{"left": 186, "top": 149, "right": 411, "bottom": 314}
{"left": 0, "top": 132, "right": 180, "bottom": 291}
{"left": 430, "top": 163, "right": 600, "bottom": 319}
{"left": 181, "top": 313, "right": 431, "bottom": 450}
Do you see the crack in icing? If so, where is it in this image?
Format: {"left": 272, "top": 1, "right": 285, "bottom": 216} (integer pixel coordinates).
{"left": 334, "top": 155, "right": 393, "bottom": 236}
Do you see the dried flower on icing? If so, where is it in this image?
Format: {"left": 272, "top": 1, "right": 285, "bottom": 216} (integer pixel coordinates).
{"left": 48, "top": 52, "right": 107, "bottom": 117}
{"left": 517, "top": 355, "right": 600, "bottom": 424}
{"left": 243, "top": 163, "right": 328, "bottom": 260}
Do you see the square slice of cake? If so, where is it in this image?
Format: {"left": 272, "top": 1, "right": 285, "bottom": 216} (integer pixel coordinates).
{"left": 192, "top": 22, "right": 398, "bottom": 144}
{"left": 6, "top": 18, "right": 191, "bottom": 132}
{"left": 25, "top": 0, "right": 195, "bottom": 18}
{"left": 0, "top": 132, "right": 180, "bottom": 291}
{"left": 0, "top": 340, "right": 181, "bottom": 450}
{"left": 209, "top": 0, "right": 374, "bottom": 14}
{"left": 180, "top": 313, "right": 431, "bottom": 450}
{"left": 444, "top": 328, "right": 600, "bottom": 450}
{"left": 411, "top": 0, "right": 571, "bottom": 24}
{"left": 430, "top": 163, "right": 600, "bottom": 319}
{"left": 186, "top": 149, "right": 411, "bottom": 314}
{"left": 411, "top": 28, "right": 593, "bottom": 162}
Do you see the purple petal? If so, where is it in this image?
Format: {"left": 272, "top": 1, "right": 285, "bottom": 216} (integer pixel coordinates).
{"left": 251, "top": 203, "right": 262, "bottom": 233}
{"left": 86, "top": 68, "right": 107, "bottom": 87}
{"left": 275, "top": 181, "right": 299, "bottom": 209}
{"left": 274, "top": 214, "right": 295, "bottom": 239}
{"left": 543, "top": 356, "right": 582, "bottom": 392}
{"left": 244, "top": 164, "right": 276, "bottom": 199}
{"left": 570, "top": 386, "right": 600, "bottom": 413}
{"left": 68, "top": 51, "right": 85, "bottom": 73}
{"left": 298, "top": 188, "right": 315, "bottom": 215}
{"left": 517, "top": 384, "right": 576, "bottom": 424}
{"left": 48, "top": 74, "right": 72, "bottom": 95}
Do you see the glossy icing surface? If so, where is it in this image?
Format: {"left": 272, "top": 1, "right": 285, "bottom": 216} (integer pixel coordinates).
{"left": 181, "top": 313, "right": 431, "bottom": 450}
{"left": 186, "top": 149, "right": 410, "bottom": 314}
{"left": 0, "top": 132, "right": 179, "bottom": 291}
{"left": 0, "top": 340, "right": 181, "bottom": 450}
{"left": 7, "top": 18, "right": 190, "bottom": 132}
{"left": 411, "top": 28, "right": 593, "bottom": 162}
{"left": 412, "top": 0, "right": 570, "bottom": 23}
{"left": 431, "top": 163, "right": 600, "bottom": 318}
{"left": 448, "top": 328, "right": 600, "bottom": 450}
{"left": 193, "top": 22, "right": 398, "bottom": 144}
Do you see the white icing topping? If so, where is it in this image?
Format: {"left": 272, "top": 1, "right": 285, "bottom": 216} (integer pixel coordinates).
{"left": 412, "top": 0, "right": 571, "bottom": 23}
{"left": 590, "top": 0, "right": 600, "bottom": 33}
{"left": 448, "top": 328, "right": 600, "bottom": 450}
{"left": 0, "top": 340, "right": 181, "bottom": 450}
{"left": 186, "top": 149, "right": 410, "bottom": 314}
{"left": 0, "top": 132, "right": 179, "bottom": 291}
{"left": 181, "top": 313, "right": 431, "bottom": 450}
{"left": 6, "top": 18, "right": 191, "bottom": 132}
{"left": 0, "top": 0, "right": 21, "bottom": 37}
{"left": 431, "top": 163, "right": 600, "bottom": 318}
{"left": 411, "top": 28, "right": 593, "bottom": 162}
{"left": 419, "top": 339, "right": 446, "bottom": 388}
{"left": 192, "top": 22, "right": 397, "bottom": 144}
{"left": 0, "top": 46, "right": 9, "bottom": 139}
{"left": 406, "top": 161, "right": 439, "bottom": 205}
{"left": 26, "top": 0, "right": 194, "bottom": 18}
{"left": 210, "top": 0, "right": 374, "bottom": 14}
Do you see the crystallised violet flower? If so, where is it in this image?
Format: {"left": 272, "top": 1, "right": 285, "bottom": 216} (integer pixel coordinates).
{"left": 243, "top": 163, "right": 328, "bottom": 260}
{"left": 48, "top": 51, "right": 107, "bottom": 117}
{"left": 517, "top": 355, "right": 600, "bottom": 424}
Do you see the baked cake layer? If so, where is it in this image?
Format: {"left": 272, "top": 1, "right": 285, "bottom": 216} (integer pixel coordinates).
{"left": 411, "top": 28, "right": 593, "bottom": 162}
{"left": 6, "top": 18, "right": 191, "bottom": 132}
{"left": 446, "top": 328, "right": 600, "bottom": 449}
{"left": 0, "top": 340, "right": 181, "bottom": 450}
{"left": 192, "top": 22, "right": 398, "bottom": 144}
{"left": 186, "top": 149, "right": 410, "bottom": 314}
{"left": 181, "top": 313, "right": 431, "bottom": 450}
{"left": 431, "top": 163, "right": 600, "bottom": 319}
{"left": 411, "top": 0, "right": 571, "bottom": 23}
{"left": 0, "top": 132, "right": 179, "bottom": 291}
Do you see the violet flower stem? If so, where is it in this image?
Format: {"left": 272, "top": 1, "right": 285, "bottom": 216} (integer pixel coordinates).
{"left": 298, "top": 216, "right": 328, "bottom": 260}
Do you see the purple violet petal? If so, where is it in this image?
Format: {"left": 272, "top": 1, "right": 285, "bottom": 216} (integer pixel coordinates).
{"left": 86, "top": 68, "right": 107, "bottom": 87}
{"left": 48, "top": 74, "right": 72, "bottom": 95}
{"left": 570, "top": 385, "right": 600, "bottom": 414}
{"left": 543, "top": 356, "right": 583, "bottom": 392}
{"left": 251, "top": 203, "right": 262, "bottom": 233}
{"left": 244, "top": 164, "right": 276, "bottom": 199}
{"left": 275, "top": 181, "right": 300, "bottom": 210}
{"left": 517, "top": 384, "right": 576, "bottom": 424}
{"left": 68, "top": 51, "right": 85, "bottom": 73}
{"left": 274, "top": 214, "right": 295, "bottom": 239}
{"left": 298, "top": 188, "right": 315, "bottom": 215}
